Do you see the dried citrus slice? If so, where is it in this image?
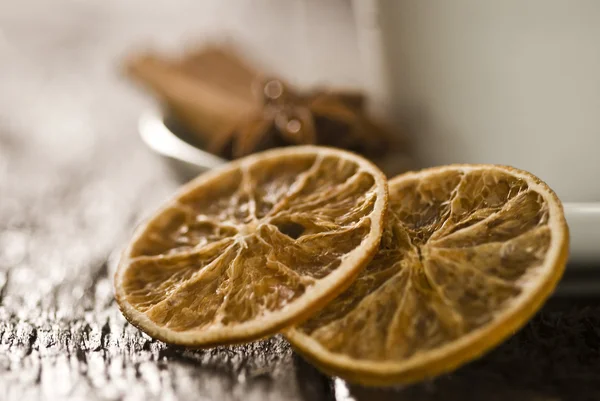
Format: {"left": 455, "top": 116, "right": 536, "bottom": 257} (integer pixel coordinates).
{"left": 114, "top": 146, "right": 387, "bottom": 347}
{"left": 285, "top": 164, "right": 569, "bottom": 386}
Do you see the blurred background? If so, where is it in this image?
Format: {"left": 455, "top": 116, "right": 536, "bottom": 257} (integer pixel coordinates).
{"left": 3, "top": 1, "right": 600, "bottom": 197}
{"left": 0, "top": 0, "right": 362, "bottom": 172}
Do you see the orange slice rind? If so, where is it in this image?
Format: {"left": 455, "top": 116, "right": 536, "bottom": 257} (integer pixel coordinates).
{"left": 114, "top": 146, "right": 388, "bottom": 347}
{"left": 285, "top": 164, "right": 569, "bottom": 386}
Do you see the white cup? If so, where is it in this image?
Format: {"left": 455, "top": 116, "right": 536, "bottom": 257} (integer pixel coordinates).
{"left": 355, "top": 0, "right": 600, "bottom": 202}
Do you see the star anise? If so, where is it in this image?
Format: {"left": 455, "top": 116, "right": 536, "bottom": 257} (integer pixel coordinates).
{"left": 125, "top": 46, "right": 396, "bottom": 161}
{"left": 206, "top": 78, "right": 392, "bottom": 160}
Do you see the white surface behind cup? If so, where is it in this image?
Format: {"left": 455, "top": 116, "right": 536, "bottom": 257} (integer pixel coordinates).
{"left": 366, "top": 0, "right": 600, "bottom": 201}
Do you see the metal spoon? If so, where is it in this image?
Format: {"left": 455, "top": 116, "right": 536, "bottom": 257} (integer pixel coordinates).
{"left": 138, "top": 110, "right": 227, "bottom": 179}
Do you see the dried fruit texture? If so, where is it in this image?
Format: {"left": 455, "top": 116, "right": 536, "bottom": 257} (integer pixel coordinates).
{"left": 114, "top": 146, "right": 388, "bottom": 347}
{"left": 286, "top": 165, "right": 569, "bottom": 386}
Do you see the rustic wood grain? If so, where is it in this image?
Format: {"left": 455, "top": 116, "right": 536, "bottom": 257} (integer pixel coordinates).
{"left": 1, "top": 1, "right": 599, "bottom": 400}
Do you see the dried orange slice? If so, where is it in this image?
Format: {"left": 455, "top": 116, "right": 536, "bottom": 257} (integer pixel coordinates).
{"left": 114, "top": 146, "right": 387, "bottom": 347}
{"left": 285, "top": 165, "right": 569, "bottom": 386}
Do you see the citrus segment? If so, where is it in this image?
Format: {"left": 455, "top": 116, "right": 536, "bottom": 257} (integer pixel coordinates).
{"left": 285, "top": 165, "right": 568, "bottom": 386}
{"left": 115, "top": 146, "right": 387, "bottom": 346}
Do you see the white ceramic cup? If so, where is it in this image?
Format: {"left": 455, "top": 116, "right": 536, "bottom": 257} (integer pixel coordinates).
{"left": 355, "top": 0, "right": 600, "bottom": 202}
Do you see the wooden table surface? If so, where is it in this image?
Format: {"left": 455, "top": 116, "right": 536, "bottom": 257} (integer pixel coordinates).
{"left": 1, "top": 1, "right": 599, "bottom": 400}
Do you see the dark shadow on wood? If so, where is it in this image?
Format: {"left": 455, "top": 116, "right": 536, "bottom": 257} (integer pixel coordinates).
{"left": 292, "top": 351, "right": 336, "bottom": 401}
{"left": 343, "top": 300, "right": 600, "bottom": 401}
